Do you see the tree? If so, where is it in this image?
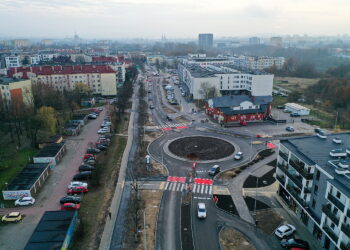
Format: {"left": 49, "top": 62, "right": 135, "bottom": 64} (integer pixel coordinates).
{"left": 37, "top": 106, "right": 58, "bottom": 135}
{"left": 22, "top": 56, "right": 30, "bottom": 65}
{"left": 199, "top": 82, "right": 218, "bottom": 99}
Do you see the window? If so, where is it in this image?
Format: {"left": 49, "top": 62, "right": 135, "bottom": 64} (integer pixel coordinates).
{"left": 330, "top": 223, "right": 335, "bottom": 229}
{"left": 316, "top": 170, "right": 320, "bottom": 181}
{"left": 336, "top": 191, "right": 341, "bottom": 199}
{"left": 311, "top": 199, "right": 316, "bottom": 208}
{"left": 314, "top": 185, "right": 318, "bottom": 195}
{"left": 333, "top": 207, "right": 338, "bottom": 215}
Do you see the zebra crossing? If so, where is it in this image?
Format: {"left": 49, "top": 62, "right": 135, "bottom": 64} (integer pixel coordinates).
{"left": 156, "top": 122, "right": 190, "bottom": 130}
{"left": 163, "top": 176, "right": 213, "bottom": 197}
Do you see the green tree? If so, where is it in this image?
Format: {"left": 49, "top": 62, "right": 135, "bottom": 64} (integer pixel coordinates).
{"left": 38, "top": 106, "right": 57, "bottom": 135}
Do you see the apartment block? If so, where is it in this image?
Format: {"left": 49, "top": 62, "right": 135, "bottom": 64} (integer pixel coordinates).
{"left": 276, "top": 133, "right": 350, "bottom": 250}
{"left": 0, "top": 77, "right": 33, "bottom": 108}
{"left": 5, "top": 56, "right": 21, "bottom": 69}
{"left": 7, "top": 65, "right": 117, "bottom": 96}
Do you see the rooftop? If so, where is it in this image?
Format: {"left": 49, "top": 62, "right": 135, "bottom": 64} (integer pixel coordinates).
{"left": 34, "top": 143, "right": 65, "bottom": 158}
{"left": 24, "top": 210, "right": 77, "bottom": 250}
{"left": 6, "top": 163, "right": 49, "bottom": 190}
{"left": 281, "top": 133, "right": 350, "bottom": 196}
{"left": 0, "top": 77, "right": 28, "bottom": 85}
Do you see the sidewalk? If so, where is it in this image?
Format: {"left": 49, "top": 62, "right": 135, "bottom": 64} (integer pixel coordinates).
{"left": 227, "top": 152, "right": 277, "bottom": 224}
{"left": 98, "top": 80, "right": 139, "bottom": 250}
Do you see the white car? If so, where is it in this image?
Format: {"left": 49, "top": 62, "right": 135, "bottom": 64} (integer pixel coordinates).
{"left": 197, "top": 203, "right": 207, "bottom": 219}
{"left": 98, "top": 128, "right": 108, "bottom": 134}
{"left": 234, "top": 152, "right": 243, "bottom": 160}
{"left": 274, "top": 224, "right": 296, "bottom": 238}
{"left": 15, "top": 197, "right": 35, "bottom": 206}
{"left": 68, "top": 181, "right": 88, "bottom": 189}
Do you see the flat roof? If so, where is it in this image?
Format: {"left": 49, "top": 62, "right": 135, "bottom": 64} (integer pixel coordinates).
{"left": 281, "top": 133, "right": 350, "bottom": 197}
{"left": 285, "top": 103, "right": 310, "bottom": 111}
{"left": 0, "top": 77, "right": 27, "bottom": 85}
{"left": 34, "top": 143, "right": 65, "bottom": 158}
{"left": 71, "top": 114, "right": 87, "bottom": 120}
{"left": 6, "top": 163, "right": 49, "bottom": 190}
{"left": 24, "top": 210, "right": 76, "bottom": 250}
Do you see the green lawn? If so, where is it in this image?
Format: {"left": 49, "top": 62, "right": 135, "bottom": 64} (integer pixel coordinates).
{"left": 0, "top": 148, "right": 38, "bottom": 206}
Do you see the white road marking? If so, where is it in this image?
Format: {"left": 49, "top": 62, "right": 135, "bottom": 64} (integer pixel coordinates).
{"left": 204, "top": 185, "right": 208, "bottom": 194}
{"left": 209, "top": 185, "right": 212, "bottom": 195}
{"left": 200, "top": 185, "right": 205, "bottom": 194}
{"left": 193, "top": 184, "right": 197, "bottom": 193}
{"left": 168, "top": 182, "right": 173, "bottom": 191}
{"left": 172, "top": 183, "right": 178, "bottom": 191}
{"left": 164, "top": 182, "right": 169, "bottom": 190}
{"left": 180, "top": 183, "right": 185, "bottom": 191}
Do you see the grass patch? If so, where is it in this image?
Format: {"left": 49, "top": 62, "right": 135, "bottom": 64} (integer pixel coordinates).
{"left": 272, "top": 96, "right": 287, "bottom": 107}
{"left": 274, "top": 77, "right": 319, "bottom": 92}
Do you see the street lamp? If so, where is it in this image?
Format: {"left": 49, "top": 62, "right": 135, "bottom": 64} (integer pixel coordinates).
{"left": 143, "top": 205, "right": 158, "bottom": 250}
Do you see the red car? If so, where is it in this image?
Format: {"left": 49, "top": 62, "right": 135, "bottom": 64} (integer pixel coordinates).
{"left": 67, "top": 186, "right": 88, "bottom": 195}
{"left": 61, "top": 202, "right": 80, "bottom": 210}
{"left": 83, "top": 154, "right": 95, "bottom": 159}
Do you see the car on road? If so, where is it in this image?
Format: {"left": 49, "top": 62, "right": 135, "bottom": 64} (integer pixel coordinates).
{"left": 208, "top": 165, "right": 220, "bottom": 176}
{"left": 67, "top": 186, "right": 88, "bottom": 195}
{"left": 197, "top": 203, "right": 207, "bottom": 219}
{"left": 73, "top": 171, "right": 93, "bottom": 181}
{"left": 88, "top": 114, "right": 97, "bottom": 119}
{"left": 275, "top": 224, "right": 296, "bottom": 238}
{"left": 68, "top": 181, "right": 88, "bottom": 189}
{"left": 290, "top": 113, "right": 301, "bottom": 117}
{"left": 79, "top": 164, "right": 96, "bottom": 172}
{"left": 1, "top": 212, "right": 23, "bottom": 223}
{"left": 234, "top": 152, "right": 243, "bottom": 160}
{"left": 98, "top": 107, "right": 103, "bottom": 111}
{"left": 166, "top": 116, "right": 173, "bottom": 121}
{"left": 149, "top": 105, "right": 154, "bottom": 109}
{"left": 286, "top": 126, "right": 295, "bottom": 132}
{"left": 14, "top": 196, "right": 35, "bottom": 206}
{"left": 281, "top": 238, "right": 309, "bottom": 249}
{"left": 87, "top": 148, "right": 101, "bottom": 154}
{"left": 61, "top": 203, "right": 80, "bottom": 211}
{"left": 60, "top": 196, "right": 81, "bottom": 204}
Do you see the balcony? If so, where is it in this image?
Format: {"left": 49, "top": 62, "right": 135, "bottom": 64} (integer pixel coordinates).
{"left": 278, "top": 163, "right": 303, "bottom": 189}
{"left": 328, "top": 193, "right": 345, "bottom": 212}
{"left": 276, "top": 174, "right": 286, "bottom": 185}
{"left": 341, "top": 224, "right": 350, "bottom": 238}
{"left": 279, "top": 151, "right": 288, "bottom": 161}
{"left": 347, "top": 210, "right": 350, "bottom": 218}
{"left": 303, "top": 186, "right": 312, "bottom": 193}
{"left": 340, "top": 242, "right": 350, "bottom": 250}
{"left": 289, "top": 160, "right": 313, "bottom": 180}
{"left": 286, "top": 184, "right": 308, "bottom": 208}
{"left": 322, "top": 204, "right": 340, "bottom": 225}
{"left": 323, "top": 224, "right": 338, "bottom": 243}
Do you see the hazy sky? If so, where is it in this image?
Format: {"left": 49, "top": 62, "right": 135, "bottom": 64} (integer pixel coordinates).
{"left": 0, "top": 0, "right": 349, "bottom": 39}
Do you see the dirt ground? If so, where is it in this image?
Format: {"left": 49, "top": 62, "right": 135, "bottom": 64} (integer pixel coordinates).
{"left": 175, "top": 116, "right": 190, "bottom": 123}
{"left": 274, "top": 77, "right": 319, "bottom": 92}
{"left": 134, "top": 190, "right": 162, "bottom": 250}
{"left": 163, "top": 106, "right": 176, "bottom": 114}
{"left": 256, "top": 209, "right": 284, "bottom": 234}
{"left": 219, "top": 227, "right": 256, "bottom": 250}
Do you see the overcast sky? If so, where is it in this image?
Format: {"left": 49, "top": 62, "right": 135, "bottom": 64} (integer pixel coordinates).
{"left": 0, "top": 0, "right": 349, "bottom": 39}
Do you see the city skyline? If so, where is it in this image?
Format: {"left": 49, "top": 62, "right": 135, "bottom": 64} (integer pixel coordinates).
{"left": 0, "top": 0, "right": 349, "bottom": 39}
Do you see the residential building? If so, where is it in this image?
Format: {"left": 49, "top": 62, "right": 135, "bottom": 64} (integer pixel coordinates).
{"left": 270, "top": 37, "right": 283, "bottom": 47}
{"left": 249, "top": 37, "right": 261, "bottom": 45}
{"left": 276, "top": 133, "right": 350, "bottom": 250}
{"left": 5, "top": 56, "right": 21, "bottom": 69}
{"left": 92, "top": 56, "right": 125, "bottom": 84}
{"left": 198, "top": 33, "right": 214, "bottom": 51}
{"left": 41, "top": 39, "right": 54, "bottom": 46}
{"left": 40, "top": 53, "right": 59, "bottom": 62}
{"left": 30, "top": 55, "right": 41, "bottom": 65}
{"left": 7, "top": 65, "right": 117, "bottom": 96}
{"left": 0, "top": 77, "right": 33, "bottom": 107}
{"left": 146, "top": 55, "right": 166, "bottom": 65}
{"left": 232, "top": 55, "right": 285, "bottom": 70}
{"left": 12, "top": 39, "right": 30, "bottom": 48}
{"left": 178, "top": 63, "right": 273, "bottom": 100}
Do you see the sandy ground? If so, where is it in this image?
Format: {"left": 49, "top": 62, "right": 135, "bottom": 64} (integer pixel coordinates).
{"left": 256, "top": 209, "right": 284, "bottom": 235}
{"left": 219, "top": 227, "right": 256, "bottom": 250}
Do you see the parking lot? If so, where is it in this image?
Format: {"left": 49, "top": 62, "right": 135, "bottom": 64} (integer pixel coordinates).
{"left": 0, "top": 108, "right": 107, "bottom": 250}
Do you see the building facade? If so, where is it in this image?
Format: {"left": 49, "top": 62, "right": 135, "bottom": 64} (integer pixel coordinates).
{"left": 276, "top": 133, "right": 350, "bottom": 250}
{"left": 7, "top": 65, "right": 117, "bottom": 96}
{"left": 0, "top": 77, "right": 33, "bottom": 108}
{"left": 5, "top": 56, "right": 21, "bottom": 69}
{"left": 198, "top": 33, "right": 214, "bottom": 51}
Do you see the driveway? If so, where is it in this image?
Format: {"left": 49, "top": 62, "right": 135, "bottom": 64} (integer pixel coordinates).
{"left": 0, "top": 109, "right": 107, "bottom": 250}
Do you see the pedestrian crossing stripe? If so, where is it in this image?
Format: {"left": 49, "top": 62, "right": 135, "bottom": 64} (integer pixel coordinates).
{"left": 163, "top": 182, "right": 212, "bottom": 195}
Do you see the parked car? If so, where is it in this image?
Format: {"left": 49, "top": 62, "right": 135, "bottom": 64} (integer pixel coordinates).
{"left": 208, "top": 165, "right": 220, "bottom": 176}
{"left": 98, "top": 128, "right": 108, "bottom": 134}
{"left": 197, "top": 203, "right": 207, "bottom": 219}
{"left": 286, "top": 126, "right": 295, "bottom": 132}
{"left": 84, "top": 158, "right": 96, "bottom": 165}
{"left": 87, "top": 148, "right": 101, "bottom": 154}
{"left": 96, "top": 144, "right": 108, "bottom": 150}
{"left": 79, "top": 165, "right": 96, "bottom": 172}
{"left": 83, "top": 154, "right": 95, "bottom": 159}
{"left": 314, "top": 128, "right": 322, "bottom": 134}
{"left": 14, "top": 196, "right": 35, "bottom": 206}
{"left": 166, "top": 116, "right": 173, "bottom": 121}
{"left": 290, "top": 113, "right": 301, "bottom": 117}
{"left": 98, "top": 107, "right": 103, "bottom": 111}
{"left": 283, "top": 109, "right": 292, "bottom": 113}
{"left": 88, "top": 114, "right": 97, "bottom": 119}
{"left": 281, "top": 238, "right": 309, "bottom": 249}
{"left": 277, "top": 105, "right": 285, "bottom": 109}
{"left": 234, "top": 152, "right": 243, "bottom": 160}
{"left": 149, "top": 105, "right": 155, "bottom": 109}
{"left": 61, "top": 203, "right": 80, "bottom": 211}
{"left": 73, "top": 171, "right": 93, "bottom": 181}
{"left": 60, "top": 195, "right": 81, "bottom": 204}
{"left": 68, "top": 181, "right": 88, "bottom": 189}
{"left": 1, "top": 212, "right": 23, "bottom": 223}
{"left": 67, "top": 186, "right": 88, "bottom": 195}
{"left": 274, "top": 224, "right": 296, "bottom": 238}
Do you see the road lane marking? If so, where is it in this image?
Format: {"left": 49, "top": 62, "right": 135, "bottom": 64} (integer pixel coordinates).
{"left": 168, "top": 182, "right": 173, "bottom": 191}
{"left": 193, "top": 184, "right": 197, "bottom": 193}
{"left": 172, "top": 183, "right": 178, "bottom": 191}
{"left": 177, "top": 183, "right": 182, "bottom": 191}
{"left": 209, "top": 186, "right": 212, "bottom": 195}
{"left": 200, "top": 185, "right": 204, "bottom": 194}
{"left": 204, "top": 185, "right": 208, "bottom": 194}
{"left": 164, "top": 182, "right": 169, "bottom": 190}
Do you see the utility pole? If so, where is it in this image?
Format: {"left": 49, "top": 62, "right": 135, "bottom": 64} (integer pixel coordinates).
{"left": 334, "top": 111, "right": 339, "bottom": 130}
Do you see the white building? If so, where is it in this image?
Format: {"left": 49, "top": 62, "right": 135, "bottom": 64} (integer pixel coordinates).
{"left": 30, "top": 55, "right": 41, "bottom": 65}
{"left": 40, "top": 54, "right": 59, "bottom": 62}
{"left": 284, "top": 103, "right": 310, "bottom": 116}
{"left": 178, "top": 64, "right": 274, "bottom": 100}
{"left": 5, "top": 56, "right": 21, "bottom": 69}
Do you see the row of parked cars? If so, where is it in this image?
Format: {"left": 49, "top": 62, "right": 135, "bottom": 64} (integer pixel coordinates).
{"left": 275, "top": 224, "right": 309, "bottom": 249}
{"left": 59, "top": 115, "right": 112, "bottom": 211}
